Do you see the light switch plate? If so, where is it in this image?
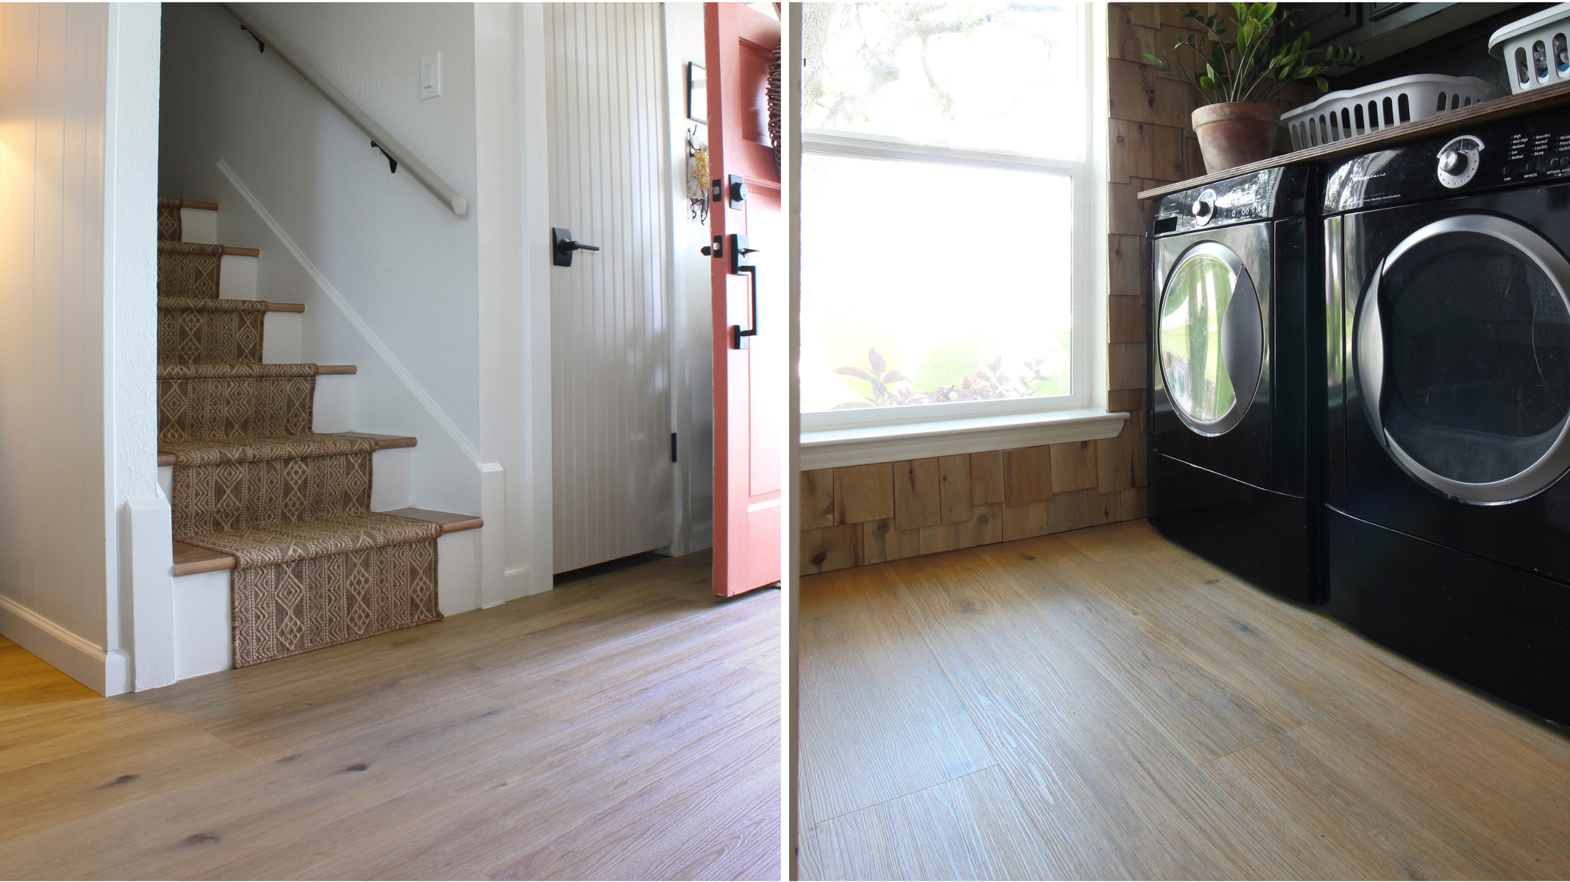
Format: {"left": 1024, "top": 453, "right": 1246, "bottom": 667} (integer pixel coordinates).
{"left": 420, "top": 53, "right": 441, "bottom": 101}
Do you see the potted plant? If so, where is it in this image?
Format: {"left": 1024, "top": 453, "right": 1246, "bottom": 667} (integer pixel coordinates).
{"left": 1147, "top": 3, "right": 1362, "bottom": 173}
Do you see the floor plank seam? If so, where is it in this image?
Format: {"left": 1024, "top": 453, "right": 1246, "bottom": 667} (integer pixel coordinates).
{"left": 1196, "top": 717, "right": 1328, "bottom": 769}
{"left": 805, "top": 762, "right": 1002, "bottom": 829}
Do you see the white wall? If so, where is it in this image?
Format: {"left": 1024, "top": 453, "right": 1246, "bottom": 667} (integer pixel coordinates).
{"left": 664, "top": 2, "right": 715, "bottom": 555}
{"left": 158, "top": 2, "right": 482, "bottom": 515}
{"left": 0, "top": 2, "right": 160, "bottom": 695}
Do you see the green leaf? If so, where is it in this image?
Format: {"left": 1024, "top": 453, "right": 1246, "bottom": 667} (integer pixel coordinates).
{"left": 1143, "top": 53, "right": 1165, "bottom": 66}
{"left": 1316, "top": 76, "right": 1329, "bottom": 92}
{"left": 1200, "top": 75, "right": 1216, "bottom": 89}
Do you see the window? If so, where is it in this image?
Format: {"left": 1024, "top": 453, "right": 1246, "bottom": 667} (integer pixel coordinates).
{"left": 800, "top": 2, "right": 1097, "bottom": 429}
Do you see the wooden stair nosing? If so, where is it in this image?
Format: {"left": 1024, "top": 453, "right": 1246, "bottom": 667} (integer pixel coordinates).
{"left": 170, "top": 198, "right": 220, "bottom": 211}
{"left": 158, "top": 301, "right": 303, "bottom": 313}
{"left": 156, "top": 431, "right": 415, "bottom": 467}
{"left": 171, "top": 509, "right": 482, "bottom": 577}
{"left": 157, "top": 242, "right": 259, "bottom": 257}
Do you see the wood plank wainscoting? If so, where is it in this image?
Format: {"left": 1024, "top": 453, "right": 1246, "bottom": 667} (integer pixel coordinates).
{"left": 0, "top": 552, "right": 780, "bottom": 880}
{"left": 799, "top": 5, "right": 1316, "bottom": 577}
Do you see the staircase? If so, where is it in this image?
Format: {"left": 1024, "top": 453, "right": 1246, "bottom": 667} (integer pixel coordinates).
{"left": 157, "top": 198, "right": 481, "bottom": 681}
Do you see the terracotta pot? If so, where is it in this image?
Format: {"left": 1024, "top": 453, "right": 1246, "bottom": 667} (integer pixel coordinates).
{"left": 1191, "top": 102, "right": 1281, "bottom": 174}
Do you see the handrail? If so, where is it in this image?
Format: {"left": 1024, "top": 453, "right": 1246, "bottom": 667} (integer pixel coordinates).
{"left": 221, "top": 4, "right": 469, "bottom": 217}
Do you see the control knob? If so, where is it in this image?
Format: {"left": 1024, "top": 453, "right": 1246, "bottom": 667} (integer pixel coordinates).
{"left": 1190, "top": 189, "right": 1218, "bottom": 226}
{"left": 1436, "top": 136, "right": 1482, "bottom": 189}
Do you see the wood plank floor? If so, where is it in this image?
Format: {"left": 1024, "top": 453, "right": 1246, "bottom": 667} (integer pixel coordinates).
{"left": 799, "top": 520, "right": 1570, "bottom": 880}
{"left": 0, "top": 550, "right": 780, "bottom": 880}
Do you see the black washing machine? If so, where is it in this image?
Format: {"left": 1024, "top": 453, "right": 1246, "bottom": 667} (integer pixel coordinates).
{"left": 1148, "top": 166, "right": 1326, "bottom": 603}
{"left": 1324, "top": 107, "right": 1570, "bottom": 724}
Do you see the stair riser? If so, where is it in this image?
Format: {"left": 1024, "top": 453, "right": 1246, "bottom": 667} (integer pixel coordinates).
{"left": 171, "top": 528, "right": 479, "bottom": 681}
{"left": 158, "top": 444, "right": 408, "bottom": 510}
{"left": 262, "top": 311, "right": 302, "bottom": 364}
{"left": 218, "top": 254, "right": 257, "bottom": 301}
{"left": 179, "top": 207, "right": 217, "bottom": 245}
{"left": 314, "top": 373, "right": 353, "bottom": 433}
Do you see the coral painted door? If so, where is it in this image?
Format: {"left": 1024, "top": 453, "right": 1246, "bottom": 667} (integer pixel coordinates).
{"left": 707, "top": 3, "right": 782, "bottom": 597}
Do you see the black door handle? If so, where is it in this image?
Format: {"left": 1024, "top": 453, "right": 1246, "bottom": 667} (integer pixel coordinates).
{"left": 730, "top": 233, "right": 760, "bottom": 349}
{"left": 552, "top": 227, "right": 600, "bottom": 267}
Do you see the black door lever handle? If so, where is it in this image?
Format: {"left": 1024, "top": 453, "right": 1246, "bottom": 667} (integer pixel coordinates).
{"left": 729, "top": 233, "right": 760, "bottom": 349}
{"left": 551, "top": 227, "right": 600, "bottom": 267}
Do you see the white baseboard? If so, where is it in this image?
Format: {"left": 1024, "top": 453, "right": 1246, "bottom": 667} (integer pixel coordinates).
{"left": 0, "top": 596, "right": 127, "bottom": 695}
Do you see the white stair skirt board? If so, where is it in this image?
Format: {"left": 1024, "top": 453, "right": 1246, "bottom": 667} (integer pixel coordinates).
{"left": 180, "top": 206, "right": 218, "bottom": 244}
{"left": 158, "top": 445, "right": 409, "bottom": 509}
{"left": 171, "top": 527, "right": 480, "bottom": 681}
{"left": 262, "top": 311, "right": 303, "bottom": 364}
{"left": 312, "top": 374, "right": 353, "bottom": 433}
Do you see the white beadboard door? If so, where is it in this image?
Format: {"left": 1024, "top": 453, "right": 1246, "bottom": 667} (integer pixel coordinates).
{"left": 545, "top": 2, "right": 674, "bottom": 574}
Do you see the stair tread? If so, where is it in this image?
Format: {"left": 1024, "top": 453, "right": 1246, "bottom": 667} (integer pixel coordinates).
{"left": 171, "top": 508, "right": 481, "bottom": 576}
{"left": 172, "top": 540, "right": 236, "bottom": 575}
{"left": 157, "top": 241, "right": 260, "bottom": 258}
{"left": 157, "top": 432, "right": 415, "bottom": 466}
{"left": 155, "top": 363, "right": 355, "bottom": 378}
{"left": 155, "top": 297, "right": 304, "bottom": 314}
{"left": 160, "top": 197, "right": 219, "bottom": 211}
{"left": 381, "top": 509, "right": 484, "bottom": 532}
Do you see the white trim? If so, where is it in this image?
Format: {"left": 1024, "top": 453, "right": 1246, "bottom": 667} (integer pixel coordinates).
{"left": 128, "top": 491, "right": 176, "bottom": 692}
{"left": 215, "top": 159, "right": 480, "bottom": 464}
{"left": 0, "top": 595, "right": 128, "bottom": 696}
{"left": 1087, "top": 1, "right": 1111, "bottom": 411}
{"left": 660, "top": 4, "right": 694, "bottom": 558}
{"left": 478, "top": 462, "right": 506, "bottom": 607}
{"left": 799, "top": 4, "right": 1103, "bottom": 430}
{"left": 801, "top": 406, "right": 1129, "bottom": 470}
{"left": 519, "top": 3, "right": 555, "bottom": 597}
{"left": 802, "top": 129, "right": 1084, "bottom": 174}
{"left": 804, "top": 392, "right": 1079, "bottom": 430}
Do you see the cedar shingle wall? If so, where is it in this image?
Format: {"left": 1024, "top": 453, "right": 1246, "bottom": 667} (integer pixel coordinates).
{"left": 800, "top": 4, "right": 1314, "bottom": 575}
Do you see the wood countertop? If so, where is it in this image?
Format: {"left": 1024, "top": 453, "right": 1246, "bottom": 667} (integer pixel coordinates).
{"left": 1137, "top": 80, "right": 1570, "bottom": 201}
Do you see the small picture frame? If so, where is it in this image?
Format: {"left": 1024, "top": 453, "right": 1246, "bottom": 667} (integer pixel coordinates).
{"left": 687, "top": 62, "right": 707, "bottom": 124}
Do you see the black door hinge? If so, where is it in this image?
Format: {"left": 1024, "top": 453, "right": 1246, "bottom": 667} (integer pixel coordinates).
{"left": 671, "top": 432, "right": 678, "bottom": 463}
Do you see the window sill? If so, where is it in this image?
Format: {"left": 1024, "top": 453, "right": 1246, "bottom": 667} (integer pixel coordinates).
{"left": 800, "top": 407, "right": 1130, "bottom": 471}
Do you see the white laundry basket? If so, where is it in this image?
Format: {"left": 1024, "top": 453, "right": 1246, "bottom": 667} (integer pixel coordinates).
{"left": 1490, "top": 3, "right": 1570, "bottom": 93}
{"left": 1281, "top": 75, "right": 1503, "bottom": 150}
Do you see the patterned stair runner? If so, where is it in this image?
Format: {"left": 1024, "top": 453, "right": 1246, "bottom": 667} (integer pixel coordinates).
{"left": 157, "top": 201, "right": 441, "bottom": 667}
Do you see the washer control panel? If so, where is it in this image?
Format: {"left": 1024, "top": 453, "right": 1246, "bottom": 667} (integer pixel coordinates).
{"left": 1500, "top": 127, "right": 1570, "bottom": 180}
{"left": 1436, "top": 136, "right": 1482, "bottom": 188}
{"left": 1150, "top": 165, "right": 1309, "bottom": 236}
{"left": 1324, "top": 106, "right": 1570, "bottom": 213}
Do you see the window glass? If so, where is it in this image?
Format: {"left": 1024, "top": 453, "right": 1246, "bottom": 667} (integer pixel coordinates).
{"left": 799, "top": 153, "right": 1073, "bottom": 413}
{"left": 803, "top": 2, "right": 1082, "bottom": 158}
{"left": 1380, "top": 232, "right": 1570, "bottom": 483}
{"left": 1159, "top": 254, "right": 1238, "bottom": 423}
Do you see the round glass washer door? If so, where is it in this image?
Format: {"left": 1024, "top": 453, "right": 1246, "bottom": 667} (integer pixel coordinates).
{"left": 1356, "top": 214, "right": 1570, "bottom": 504}
{"left": 1158, "top": 241, "right": 1264, "bottom": 436}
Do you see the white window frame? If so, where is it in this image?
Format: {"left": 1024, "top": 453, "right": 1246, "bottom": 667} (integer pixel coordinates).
{"left": 799, "top": 3, "right": 1105, "bottom": 434}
